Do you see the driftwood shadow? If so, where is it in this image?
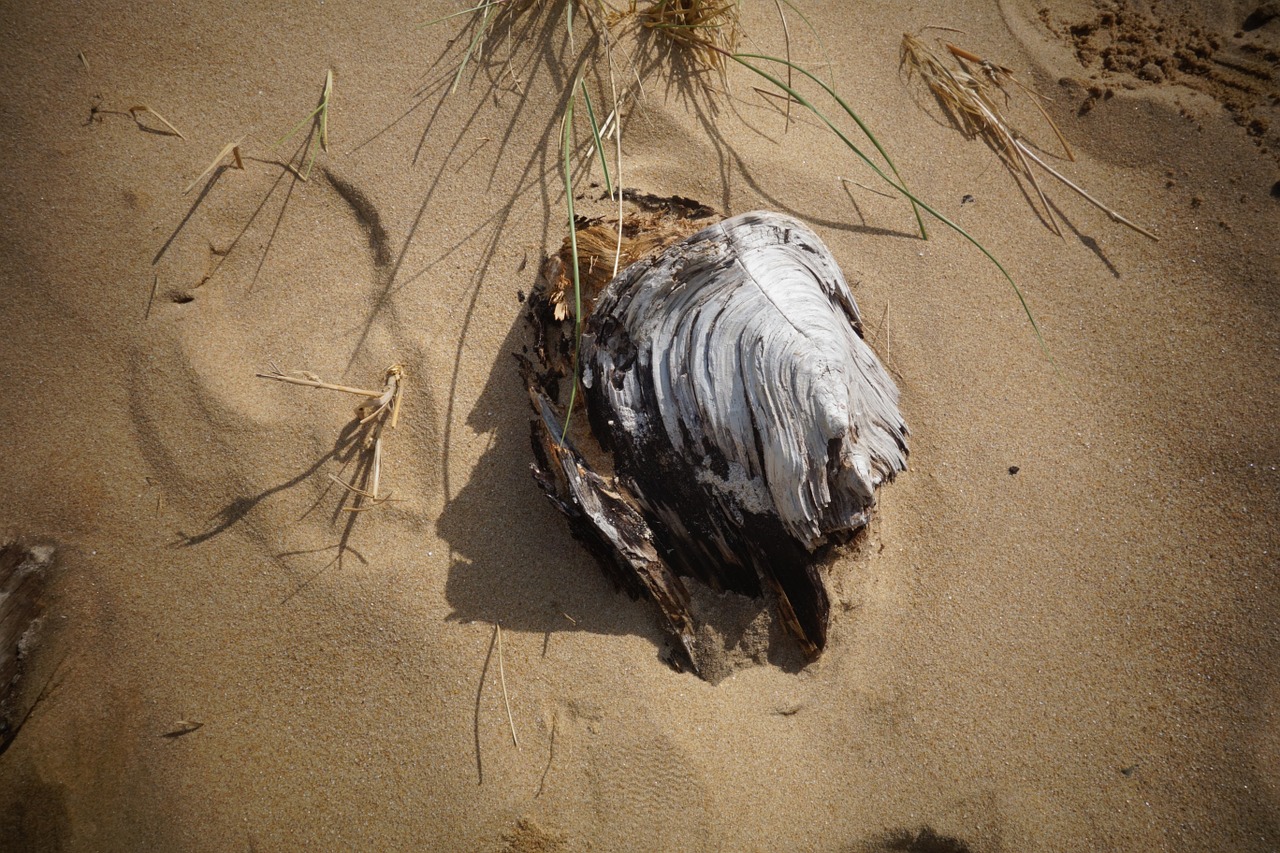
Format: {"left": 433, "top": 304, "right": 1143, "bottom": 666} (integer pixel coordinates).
{"left": 435, "top": 307, "right": 680, "bottom": 661}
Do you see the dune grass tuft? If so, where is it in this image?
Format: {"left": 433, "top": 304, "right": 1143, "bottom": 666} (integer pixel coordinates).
{"left": 641, "top": 0, "right": 741, "bottom": 71}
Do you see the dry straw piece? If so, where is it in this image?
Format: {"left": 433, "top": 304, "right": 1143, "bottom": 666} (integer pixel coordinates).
{"left": 900, "top": 33, "right": 1157, "bottom": 240}
{"left": 129, "top": 104, "right": 186, "bottom": 139}
{"left": 183, "top": 139, "right": 246, "bottom": 195}
{"left": 495, "top": 622, "right": 518, "bottom": 749}
{"left": 255, "top": 363, "right": 406, "bottom": 511}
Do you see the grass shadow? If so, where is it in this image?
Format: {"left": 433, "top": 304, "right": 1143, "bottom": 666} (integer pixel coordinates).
{"left": 435, "top": 309, "right": 672, "bottom": 657}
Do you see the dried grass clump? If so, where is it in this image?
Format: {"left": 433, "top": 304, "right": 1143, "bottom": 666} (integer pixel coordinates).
{"left": 546, "top": 211, "right": 712, "bottom": 321}
{"left": 256, "top": 363, "right": 406, "bottom": 511}
{"left": 640, "top": 0, "right": 742, "bottom": 70}
{"left": 900, "top": 33, "right": 1156, "bottom": 240}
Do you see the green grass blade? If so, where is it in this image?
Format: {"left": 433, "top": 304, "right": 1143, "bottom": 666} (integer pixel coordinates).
{"left": 451, "top": 2, "right": 494, "bottom": 95}
{"left": 735, "top": 52, "right": 925, "bottom": 238}
{"left": 580, "top": 78, "right": 613, "bottom": 196}
{"left": 729, "top": 53, "right": 1050, "bottom": 360}
{"left": 275, "top": 70, "right": 333, "bottom": 181}
{"left": 274, "top": 103, "right": 323, "bottom": 149}
{"left": 559, "top": 95, "right": 584, "bottom": 444}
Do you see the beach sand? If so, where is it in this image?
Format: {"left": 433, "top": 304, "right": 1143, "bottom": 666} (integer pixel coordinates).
{"left": 1, "top": 0, "right": 1277, "bottom": 850}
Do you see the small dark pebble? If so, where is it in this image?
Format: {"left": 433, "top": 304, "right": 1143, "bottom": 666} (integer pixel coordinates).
{"left": 1271, "top": 180, "right": 1280, "bottom": 199}
{"left": 961, "top": 193, "right": 975, "bottom": 205}
{"left": 1008, "top": 466, "right": 1020, "bottom": 475}
{"left": 1121, "top": 763, "right": 1139, "bottom": 777}
{"left": 517, "top": 289, "right": 526, "bottom": 303}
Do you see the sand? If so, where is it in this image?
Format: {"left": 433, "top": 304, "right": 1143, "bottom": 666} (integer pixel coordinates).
{"left": 0, "top": 0, "right": 1277, "bottom": 850}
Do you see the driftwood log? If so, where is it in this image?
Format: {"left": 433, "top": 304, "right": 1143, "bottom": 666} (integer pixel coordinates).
{"left": 525, "top": 209, "right": 907, "bottom": 679}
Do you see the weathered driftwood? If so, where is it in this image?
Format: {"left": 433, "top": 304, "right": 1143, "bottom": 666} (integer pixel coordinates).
{"left": 0, "top": 541, "right": 53, "bottom": 754}
{"left": 525, "top": 210, "right": 907, "bottom": 678}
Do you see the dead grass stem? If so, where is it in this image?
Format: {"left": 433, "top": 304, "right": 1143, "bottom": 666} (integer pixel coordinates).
{"left": 183, "top": 138, "right": 246, "bottom": 195}
{"left": 129, "top": 104, "right": 186, "bottom": 139}
{"left": 256, "top": 363, "right": 405, "bottom": 511}
{"left": 901, "top": 33, "right": 1157, "bottom": 241}
{"left": 496, "top": 622, "right": 519, "bottom": 749}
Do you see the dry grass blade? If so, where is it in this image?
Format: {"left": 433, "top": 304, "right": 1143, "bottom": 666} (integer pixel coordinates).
{"left": 183, "top": 138, "right": 246, "bottom": 195}
{"left": 254, "top": 369, "right": 383, "bottom": 397}
{"left": 163, "top": 720, "right": 203, "bottom": 738}
{"left": 496, "top": 622, "right": 518, "bottom": 749}
{"left": 901, "top": 33, "right": 1157, "bottom": 241}
{"left": 275, "top": 69, "right": 333, "bottom": 181}
{"left": 945, "top": 43, "right": 1074, "bottom": 161}
{"left": 257, "top": 364, "right": 406, "bottom": 510}
{"left": 129, "top": 104, "right": 186, "bottom": 139}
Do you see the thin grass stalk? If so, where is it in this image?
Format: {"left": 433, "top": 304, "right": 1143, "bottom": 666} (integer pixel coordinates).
{"left": 732, "top": 52, "right": 926, "bottom": 238}
{"left": 452, "top": 1, "right": 495, "bottom": 94}
{"left": 726, "top": 52, "right": 1049, "bottom": 358}
{"left": 275, "top": 70, "right": 333, "bottom": 181}
{"left": 418, "top": 2, "right": 496, "bottom": 29}
{"left": 559, "top": 96, "right": 584, "bottom": 444}
{"left": 580, "top": 78, "right": 613, "bottom": 195}
{"left": 770, "top": 0, "right": 794, "bottom": 130}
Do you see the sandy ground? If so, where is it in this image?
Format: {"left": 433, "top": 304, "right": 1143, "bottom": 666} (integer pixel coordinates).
{"left": 1, "top": 0, "right": 1277, "bottom": 850}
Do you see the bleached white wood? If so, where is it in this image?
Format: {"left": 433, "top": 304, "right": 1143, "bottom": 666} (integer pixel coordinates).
{"left": 584, "top": 211, "right": 908, "bottom": 553}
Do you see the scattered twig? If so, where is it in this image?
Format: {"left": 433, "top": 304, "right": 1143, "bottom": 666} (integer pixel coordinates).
{"left": 77, "top": 51, "right": 89, "bottom": 70}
